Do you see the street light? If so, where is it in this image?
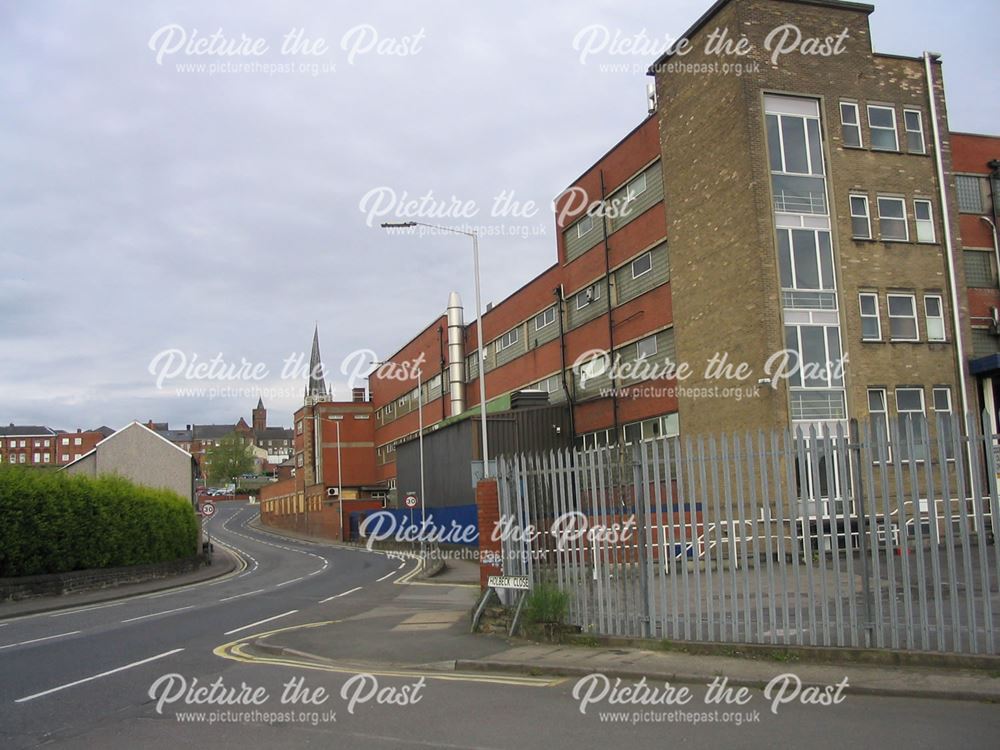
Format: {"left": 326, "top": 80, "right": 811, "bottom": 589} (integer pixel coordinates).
{"left": 380, "top": 221, "right": 490, "bottom": 478}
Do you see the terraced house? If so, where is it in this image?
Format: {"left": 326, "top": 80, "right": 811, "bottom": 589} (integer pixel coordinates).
{"left": 335, "top": 0, "right": 1000, "bottom": 509}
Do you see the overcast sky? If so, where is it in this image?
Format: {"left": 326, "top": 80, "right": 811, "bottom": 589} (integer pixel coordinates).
{"left": 2, "top": 0, "right": 998, "bottom": 430}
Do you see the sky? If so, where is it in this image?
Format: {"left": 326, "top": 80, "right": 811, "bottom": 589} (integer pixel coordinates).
{"left": 2, "top": 0, "right": 998, "bottom": 430}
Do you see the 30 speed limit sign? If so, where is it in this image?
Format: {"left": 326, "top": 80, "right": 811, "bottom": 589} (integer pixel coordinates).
{"left": 200, "top": 502, "right": 216, "bottom": 518}
{"left": 404, "top": 494, "right": 418, "bottom": 509}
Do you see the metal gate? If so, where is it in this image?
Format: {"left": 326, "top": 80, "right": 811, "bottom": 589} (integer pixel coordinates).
{"left": 496, "top": 414, "right": 1000, "bottom": 654}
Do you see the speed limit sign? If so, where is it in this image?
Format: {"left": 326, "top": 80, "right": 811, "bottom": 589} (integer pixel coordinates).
{"left": 404, "top": 493, "right": 418, "bottom": 509}
{"left": 200, "top": 502, "right": 216, "bottom": 518}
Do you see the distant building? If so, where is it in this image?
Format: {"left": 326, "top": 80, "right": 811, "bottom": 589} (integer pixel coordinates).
{"left": 1, "top": 424, "right": 114, "bottom": 467}
{"left": 62, "top": 422, "right": 198, "bottom": 503}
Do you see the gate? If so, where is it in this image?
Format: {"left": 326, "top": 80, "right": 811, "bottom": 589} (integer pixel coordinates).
{"left": 496, "top": 413, "right": 1000, "bottom": 654}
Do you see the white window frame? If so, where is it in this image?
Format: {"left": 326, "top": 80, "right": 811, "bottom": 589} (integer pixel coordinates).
{"left": 859, "top": 293, "right": 882, "bottom": 341}
{"left": 868, "top": 387, "right": 891, "bottom": 450}
{"left": 924, "top": 295, "right": 946, "bottom": 342}
{"left": 903, "top": 109, "right": 925, "bottom": 155}
{"left": 534, "top": 307, "right": 556, "bottom": 332}
{"left": 913, "top": 199, "right": 936, "bottom": 243}
{"left": 631, "top": 252, "right": 652, "bottom": 279}
{"left": 887, "top": 293, "right": 920, "bottom": 342}
{"left": 840, "top": 101, "right": 862, "bottom": 148}
{"left": 867, "top": 105, "right": 899, "bottom": 152}
{"left": 576, "top": 214, "right": 594, "bottom": 238}
{"left": 626, "top": 172, "right": 647, "bottom": 202}
{"left": 877, "top": 196, "right": 909, "bottom": 242}
{"left": 496, "top": 327, "right": 520, "bottom": 352}
{"left": 850, "top": 194, "right": 871, "bottom": 239}
{"left": 636, "top": 335, "right": 657, "bottom": 360}
{"left": 895, "top": 387, "right": 927, "bottom": 461}
{"left": 575, "top": 284, "right": 601, "bottom": 310}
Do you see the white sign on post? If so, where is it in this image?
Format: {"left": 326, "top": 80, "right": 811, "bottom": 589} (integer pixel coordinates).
{"left": 487, "top": 574, "right": 530, "bottom": 590}
{"left": 404, "top": 493, "right": 418, "bottom": 509}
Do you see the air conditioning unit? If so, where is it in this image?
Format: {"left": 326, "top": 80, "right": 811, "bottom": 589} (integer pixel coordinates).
{"left": 327, "top": 487, "right": 339, "bottom": 498}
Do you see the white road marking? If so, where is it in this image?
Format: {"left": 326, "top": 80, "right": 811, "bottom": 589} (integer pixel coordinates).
{"left": 275, "top": 577, "right": 303, "bottom": 588}
{"left": 49, "top": 601, "right": 124, "bottom": 618}
{"left": 319, "top": 586, "right": 361, "bottom": 603}
{"left": 14, "top": 648, "right": 185, "bottom": 703}
{"left": 0, "top": 630, "right": 81, "bottom": 651}
{"left": 224, "top": 610, "right": 298, "bottom": 635}
{"left": 376, "top": 572, "right": 395, "bottom": 582}
{"left": 398, "top": 561, "right": 406, "bottom": 570}
{"left": 120, "top": 605, "right": 193, "bottom": 624}
{"left": 220, "top": 589, "right": 265, "bottom": 602}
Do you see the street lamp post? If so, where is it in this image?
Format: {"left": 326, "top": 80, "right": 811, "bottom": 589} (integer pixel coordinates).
{"left": 380, "top": 221, "right": 490, "bottom": 478}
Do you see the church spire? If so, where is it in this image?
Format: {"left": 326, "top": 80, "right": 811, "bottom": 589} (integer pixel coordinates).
{"left": 305, "top": 324, "right": 329, "bottom": 403}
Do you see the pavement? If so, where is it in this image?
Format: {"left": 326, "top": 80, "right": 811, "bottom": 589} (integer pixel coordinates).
{"left": 0, "top": 544, "right": 240, "bottom": 619}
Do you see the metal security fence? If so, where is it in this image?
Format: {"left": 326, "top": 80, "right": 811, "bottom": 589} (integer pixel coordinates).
{"left": 496, "top": 414, "right": 1000, "bottom": 655}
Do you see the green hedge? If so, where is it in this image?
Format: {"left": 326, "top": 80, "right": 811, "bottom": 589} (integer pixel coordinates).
{"left": 0, "top": 466, "right": 199, "bottom": 577}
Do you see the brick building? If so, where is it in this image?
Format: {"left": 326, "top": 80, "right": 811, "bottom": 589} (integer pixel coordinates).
{"left": 1, "top": 425, "right": 113, "bottom": 467}
{"left": 365, "top": 0, "right": 999, "bottom": 505}
{"left": 255, "top": 0, "right": 999, "bottom": 530}
{"left": 260, "top": 327, "right": 385, "bottom": 540}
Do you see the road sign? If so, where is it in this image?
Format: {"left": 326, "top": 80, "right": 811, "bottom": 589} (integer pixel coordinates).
{"left": 404, "top": 493, "right": 418, "bottom": 509}
{"left": 200, "top": 502, "right": 216, "bottom": 518}
{"left": 488, "top": 574, "right": 530, "bottom": 590}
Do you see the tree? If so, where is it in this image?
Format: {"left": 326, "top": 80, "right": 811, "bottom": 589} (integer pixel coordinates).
{"left": 204, "top": 432, "right": 255, "bottom": 486}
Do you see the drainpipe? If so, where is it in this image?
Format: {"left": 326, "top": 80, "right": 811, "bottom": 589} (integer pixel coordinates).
{"left": 599, "top": 169, "right": 621, "bottom": 443}
{"left": 555, "top": 284, "right": 576, "bottom": 440}
{"left": 438, "top": 324, "right": 447, "bottom": 421}
{"left": 925, "top": 52, "right": 974, "bottom": 476}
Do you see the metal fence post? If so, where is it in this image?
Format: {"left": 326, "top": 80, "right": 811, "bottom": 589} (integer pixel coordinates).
{"left": 849, "top": 419, "right": 876, "bottom": 647}
{"left": 633, "top": 443, "right": 652, "bottom": 638}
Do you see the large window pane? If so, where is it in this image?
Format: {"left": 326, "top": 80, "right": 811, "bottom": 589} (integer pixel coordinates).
{"left": 767, "top": 114, "right": 782, "bottom": 173}
{"left": 781, "top": 115, "right": 809, "bottom": 174}
{"left": 807, "top": 119, "right": 824, "bottom": 176}
{"left": 792, "top": 230, "right": 820, "bottom": 289}
{"left": 778, "top": 230, "right": 793, "bottom": 288}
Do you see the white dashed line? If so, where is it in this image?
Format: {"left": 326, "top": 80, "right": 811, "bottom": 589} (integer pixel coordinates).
{"left": 49, "top": 601, "right": 124, "bottom": 618}
{"left": 376, "top": 572, "right": 395, "bottom": 582}
{"left": 220, "top": 589, "right": 265, "bottom": 602}
{"left": 0, "top": 630, "right": 81, "bottom": 651}
{"left": 120, "top": 605, "right": 193, "bottom": 624}
{"left": 319, "top": 586, "right": 361, "bottom": 603}
{"left": 15, "top": 648, "right": 185, "bottom": 703}
{"left": 224, "top": 610, "right": 298, "bottom": 635}
{"left": 275, "top": 577, "right": 303, "bottom": 588}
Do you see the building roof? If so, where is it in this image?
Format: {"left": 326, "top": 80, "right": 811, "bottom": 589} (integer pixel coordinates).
{"left": 255, "top": 427, "right": 293, "bottom": 440}
{"left": 648, "top": 0, "right": 874, "bottom": 71}
{"left": 0, "top": 424, "right": 57, "bottom": 437}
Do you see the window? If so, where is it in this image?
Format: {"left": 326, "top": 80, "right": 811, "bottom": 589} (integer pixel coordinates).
{"left": 631, "top": 252, "right": 652, "bottom": 279}
{"left": 61, "top": 453, "right": 69, "bottom": 462}
{"left": 496, "top": 327, "right": 519, "bottom": 352}
{"left": 19, "top": 454, "right": 25, "bottom": 464}
{"left": 868, "top": 388, "right": 890, "bottom": 444}
{"left": 626, "top": 172, "right": 647, "bottom": 202}
{"left": 903, "top": 110, "right": 925, "bottom": 154}
{"left": 534, "top": 307, "right": 556, "bottom": 331}
{"left": 575, "top": 284, "right": 601, "bottom": 310}
{"left": 887, "top": 294, "right": 919, "bottom": 341}
{"left": 42, "top": 454, "right": 50, "bottom": 463}
{"left": 964, "top": 250, "right": 997, "bottom": 288}
{"left": 867, "top": 105, "right": 898, "bottom": 151}
{"left": 580, "top": 356, "right": 607, "bottom": 384}
{"left": 895, "top": 388, "right": 927, "bottom": 461}
{"left": 850, "top": 195, "right": 871, "bottom": 239}
{"left": 877, "top": 197, "right": 908, "bottom": 241}
{"left": 956, "top": 175, "right": 984, "bottom": 213}
{"left": 924, "top": 295, "right": 946, "bottom": 342}
{"left": 32, "top": 453, "right": 39, "bottom": 463}
{"left": 859, "top": 293, "right": 881, "bottom": 341}
{"left": 913, "top": 199, "right": 935, "bottom": 243}
{"left": 636, "top": 335, "right": 657, "bottom": 360}
{"left": 840, "top": 102, "right": 862, "bottom": 147}
{"left": 783, "top": 325, "right": 844, "bottom": 388}
{"left": 933, "top": 387, "right": 955, "bottom": 459}
{"left": 766, "top": 103, "right": 828, "bottom": 215}
{"left": 576, "top": 214, "right": 594, "bottom": 238}
{"left": 776, "top": 228, "right": 835, "bottom": 291}
{"left": 61, "top": 437, "right": 69, "bottom": 446}
{"left": 73, "top": 437, "right": 81, "bottom": 446}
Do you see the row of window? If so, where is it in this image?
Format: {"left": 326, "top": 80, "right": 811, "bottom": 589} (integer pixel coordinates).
{"left": 858, "top": 292, "right": 946, "bottom": 343}
{"left": 868, "top": 386, "right": 954, "bottom": 461}
{"left": 849, "top": 194, "right": 936, "bottom": 243}
{"left": 0, "top": 452, "right": 84, "bottom": 463}
{"left": 839, "top": 101, "right": 926, "bottom": 155}
{"left": 0, "top": 437, "right": 83, "bottom": 448}
{"left": 955, "top": 174, "right": 997, "bottom": 215}
{"left": 573, "top": 171, "right": 650, "bottom": 239}
{"left": 575, "top": 413, "right": 681, "bottom": 451}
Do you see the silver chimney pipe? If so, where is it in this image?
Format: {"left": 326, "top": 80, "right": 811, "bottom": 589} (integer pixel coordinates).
{"left": 446, "top": 291, "right": 466, "bottom": 416}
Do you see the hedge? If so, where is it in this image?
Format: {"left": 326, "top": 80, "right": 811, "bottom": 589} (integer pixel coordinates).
{"left": 0, "top": 466, "right": 199, "bottom": 577}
